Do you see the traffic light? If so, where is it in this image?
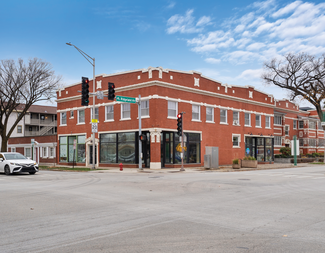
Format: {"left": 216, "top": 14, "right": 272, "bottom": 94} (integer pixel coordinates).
{"left": 81, "top": 77, "right": 89, "bottom": 106}
{"left": 108, "top": 82, "right": 115, "bottom": 100}
{"left": 139, "top": 134, "right": 147, "bottom": 141}
{"left": 177, "top": 113, "right": 182, "bottom": 136}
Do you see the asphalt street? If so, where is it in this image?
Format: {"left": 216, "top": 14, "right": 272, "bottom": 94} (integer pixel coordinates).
{"left": 1, "top": 165, "right": 325, "bottom": 252}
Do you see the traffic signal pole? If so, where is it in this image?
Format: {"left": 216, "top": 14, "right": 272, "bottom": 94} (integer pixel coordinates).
{"left": 138, "top": 95, "right": 142, "bottom": 170}
{"left": 66, "top": 42, "right": 96, "bottom": 169}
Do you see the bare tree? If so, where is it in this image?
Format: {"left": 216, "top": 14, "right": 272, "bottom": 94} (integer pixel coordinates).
{"left": 262, "top": 52, "right": 325, "bottom": 125}
{"left": 0, "top": 58, "right": 61, "bottom": 151}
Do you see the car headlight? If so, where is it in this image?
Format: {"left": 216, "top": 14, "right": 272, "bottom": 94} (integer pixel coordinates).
{"left": 34, "top": 163, "right": 37, "bottom": 165}
{"left": 10, "top": 162, "right": 20, "bottom": 166}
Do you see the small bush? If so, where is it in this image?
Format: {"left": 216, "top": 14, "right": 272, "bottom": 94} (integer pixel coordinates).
{"left": 274, "top": 154, "right": 282, "bottom": 158}
{"left": 280, "top": 147, "right": 291, "bottom": 156}
{"left": 232, "top": 159, "right": 239, "bottom": 164}
{"left": 244, "top": 156, "right": 256, "bottom": 161}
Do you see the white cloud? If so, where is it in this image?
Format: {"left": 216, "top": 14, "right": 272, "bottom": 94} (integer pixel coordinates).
{"left": 166, "top": 1, "right": 176, "bottom": 9}
{"left": 237, "top": 68, "right": 263, "bottom": 80}
{"left": 166, "top": 9, "right": 212, "bottom": 34}
{"left": 246, "top": 42, "right": 265, "bottom": 51}
{"left": 197, "top": 16, "right": 212, "bottom": 26}
{"left": 272, "top": 1, "right": 302, "bottom": 18}
{"left": 167, "top": 1, "right": 325, "bottom": 67}
{"left": 205, "top": 58, "right": 221, "bottom": 64}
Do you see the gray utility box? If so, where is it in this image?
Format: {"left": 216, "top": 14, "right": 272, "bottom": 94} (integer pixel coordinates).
{"left": 204, "top": 147, "right": 219, "bottom": 169}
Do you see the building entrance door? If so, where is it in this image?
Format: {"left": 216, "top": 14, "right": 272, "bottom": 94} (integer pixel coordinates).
{"left": 141, "top": 132, "right": 150, "bottom": 168}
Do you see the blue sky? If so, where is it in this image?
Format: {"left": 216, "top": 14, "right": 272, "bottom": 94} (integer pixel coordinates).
{"left": 1, "top": 0, "right": 325, "bottom": 106}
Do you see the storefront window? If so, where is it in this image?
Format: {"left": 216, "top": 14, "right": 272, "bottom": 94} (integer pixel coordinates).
{"left": 118, "top": 133, "right": 135, "bottom": 163}
{"left": 100, "top": 133, "right": 117, "bottom": 163}
{"left": 59, "top": 136, "right": 67, "bottom": 162}
{"left": 163, "top": 132, "right": 200, "bottom": 165}
{"left": 60, "top": 135, "right": 85, "bottom": 163}
{"left": 265, "top": 138, "right": 273, "bottom": 162}
{"left": 257, "top": 138, "right": 264, "bottom": 161}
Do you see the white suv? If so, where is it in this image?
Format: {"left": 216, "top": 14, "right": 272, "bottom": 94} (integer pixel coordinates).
{"left": 0, "top": 152, "right": 39, "bottom": 175}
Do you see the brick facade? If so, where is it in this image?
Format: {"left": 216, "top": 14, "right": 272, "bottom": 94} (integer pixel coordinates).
{"left": 56, "top": 67, "right": 324, "bottom": 168}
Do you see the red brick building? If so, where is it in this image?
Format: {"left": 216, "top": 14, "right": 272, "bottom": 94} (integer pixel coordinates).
{"left": 56, "top": 67, "right": 324, "bottom": 168}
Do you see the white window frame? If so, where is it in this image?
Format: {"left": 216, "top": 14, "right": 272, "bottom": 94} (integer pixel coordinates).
{"left": 49, "top": 147, "right": 55, "bottom": 158}
{"left": 167, "top": 101, "right": 177, "bottom": 119}
{"left": 299, "top": 120, "right": 304, "bottom": 129}
{"left": 255, "top": 114, "right": 261, "bottom": 127}
{"left": 60, "top": 112, "right": 67, "bottom": 126}
{"left": 11, "top": 147, "right": 16, "bottom": 152}
{"left": 220, "top": 109, "right": 227, "bottom": 124}
{"left": 121, "top": 103, "right": 131, "bottom": 120}
{"left": 141, "top": 100, "right": 149, "bottom": 118}
{"left": 265, "top": 116, "right": 270, "bottom": 128}
{"left": 43, "top": 147, "right": 48, "bottom": 158}
{"left": 285, "top": 125, "right": 289, "bottom": 136}
{"left": 25, "top": 147, "right": 31, "bottom": 158}
{"left": 274, "top": 136, "right": 282, "bottom": 146}
{"left": 244, "top": 113, "right": 251, "bottom": 126}
{"left": 293, "top": 120, "right": 297, "bottom": 129}
{"left": 70, "top": 110, "right": 74, "bottom": 119}
{"left": 274, "top": 115, "right": 282, "bottom": 125}
{"left": 233, "top": 111, "right": 240, "bottom": 126}
{"left": 192, "top": 105, "right": 200, "bottom": 121}
{"left": 105, "top": 105, "right": 114, "bottom": 122}
{"left": 78, "top": 109, "right": 85, "bottom": 124}
{"left": 206, "top": 107, "right": 214, "bottom": 123}
{"left": 17, "top": 125, "right": 22, "bottom": 133}
{"left": 91, "top": 107, "right": 99, "bottom": 122}
{"left": 232, "top": 134, "right": 241, "bottom": 148}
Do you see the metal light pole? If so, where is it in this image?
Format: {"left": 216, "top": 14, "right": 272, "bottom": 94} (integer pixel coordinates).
{"left": 66, "top": 42, "right": 96, "bottom": 169}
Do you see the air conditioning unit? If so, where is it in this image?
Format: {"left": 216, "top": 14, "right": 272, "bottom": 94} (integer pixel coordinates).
{"left": 233, "top": 120, "right": 239, "bottom": 125}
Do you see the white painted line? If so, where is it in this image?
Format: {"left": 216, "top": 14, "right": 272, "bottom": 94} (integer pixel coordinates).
{"left": 312, "top": 177, "right": 325, "bottom": 180}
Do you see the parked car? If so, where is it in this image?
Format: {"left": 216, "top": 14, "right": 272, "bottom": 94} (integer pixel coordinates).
{"left": 0, "top": 152, "right": 39, "bottom": 175}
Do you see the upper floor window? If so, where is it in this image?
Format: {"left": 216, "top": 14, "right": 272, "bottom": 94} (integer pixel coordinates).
{"left": 168, "top": 101, "right": 177, "bottom": 118}
{"left": 285, "top": 125, "right": 289, "bottom": 136}
{"left": 220, "top": 109, "right": 227, "bottom": 124}
{"left": 309, "top": 121, "right": 316, "bottom": 129}
{"left": 121, "top": 104, "right": 131, "bottom": 119}
{"left": 293, "top": 120, "right": 297, "bottom": 129}
{"left": 17, "top": 125, "right": 22, "bottom": 133}
{"left": 233, "top": 111, "right": 239, "bottom": 125}
{"left": 274, "top": 136, "right": 282, "bottom": 146}
{"left": 91, "top": 107, "right": 99, "bottom": 121}
{"left": 274, "top": 115, "right": 282, "bottom": 125}
{"left": 256, "top": 115, "right": 261, "bottom": 127}
{"left": 61, "top": 112, "right": 67, "bottom": 125}
{"left": 192, "top": 105, "right": 200, "bottom": 121}
{"left": 265, "top": 116, "right": 270, "bottom": 128}
{"left": 70, "top": 110, "right": 74, "bottom": 118}
{"left": 141, "top": 100, "right": 149, "bottom": 117}
{"left": 245, "top": 113, "right": 251, "bottom": 126}
{"left": 105, "top": 105, "right": 114, "bottom": 121}
{"left": 78, "top": 110, "right": 85, "bottom": 124}
{"left": 232, "top": 134, "right": 241, "bottom": 147}
{"left": 206, "top": 107, "right": 214, "bottom": 122}
{"left": 299, "top": 120, "right": 304, "bottom": 129}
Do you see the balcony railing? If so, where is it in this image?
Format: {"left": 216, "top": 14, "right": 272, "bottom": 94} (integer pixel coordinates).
{"left": 25, "top": 129, "right": 57, "bottom": 136}
{"left": 28, "top": 119, "right": 57, "bottom": 125}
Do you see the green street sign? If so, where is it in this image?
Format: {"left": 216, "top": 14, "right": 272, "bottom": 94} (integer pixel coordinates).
{"left": 116, "top": 96, "right": 137, "bottom": 103}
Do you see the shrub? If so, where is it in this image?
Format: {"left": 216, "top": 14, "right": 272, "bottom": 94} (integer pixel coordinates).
{"left": 244, "top": 156, "right": 256, "bottom": 161}
{"left": 275, "top": 154, "right": 282, "bottom": 158}
{"left": 279, "top": 147, "right": 291, "bottom": 156}
{"left": 312, "top": 152, "right": 320, "bottom": 157}
{"left": 232, "top": 159, "right": 239, "bottom": 164}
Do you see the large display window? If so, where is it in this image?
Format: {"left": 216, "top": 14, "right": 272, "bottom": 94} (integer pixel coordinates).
{"left": 245, "top": 137, "right": 274, "bottom": 162}
{"left": 59, "top": 135, "right": 86, "bottom": 163}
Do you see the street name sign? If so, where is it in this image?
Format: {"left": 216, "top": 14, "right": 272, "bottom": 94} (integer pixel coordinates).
{"left": 116, "top": 96, "right": 137, "bottom": 104}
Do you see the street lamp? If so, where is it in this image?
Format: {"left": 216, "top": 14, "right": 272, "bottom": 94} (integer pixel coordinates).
{"left": 66, "top": 42, "right": 96, "bottom": 169}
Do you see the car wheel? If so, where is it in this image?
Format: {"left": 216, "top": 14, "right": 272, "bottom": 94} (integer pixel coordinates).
{"left": 29, "top": 172, "right": 36, "bottom": 175}
{"left": 4, "top": 165, "right": 11, "bottom": 175}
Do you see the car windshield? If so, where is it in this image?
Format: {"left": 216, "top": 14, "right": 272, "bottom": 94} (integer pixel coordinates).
{"left": 4, "top": 153, "right": 28, "bottom": 160}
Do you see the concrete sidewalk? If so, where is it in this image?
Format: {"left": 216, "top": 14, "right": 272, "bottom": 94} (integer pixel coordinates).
{"left": 92, "top": 163, "right": 321, "bottom": 174}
